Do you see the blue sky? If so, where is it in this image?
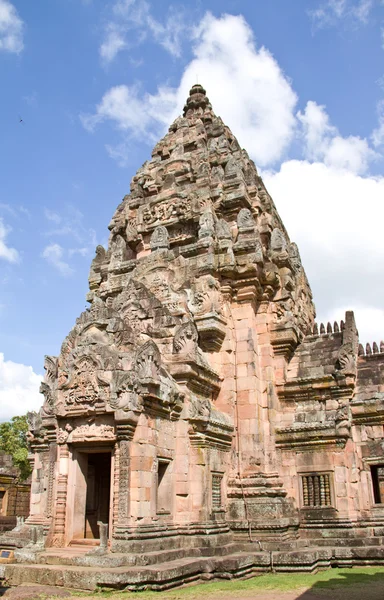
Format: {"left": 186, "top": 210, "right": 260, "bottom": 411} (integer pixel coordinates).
{"left": 1, "top": 0, "right": 384, "bottom": 419}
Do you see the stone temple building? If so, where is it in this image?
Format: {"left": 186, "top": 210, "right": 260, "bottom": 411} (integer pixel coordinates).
{"left": 2, "top": 84, "right": 384, "bottom": 589}
{"left": 0, "top": 455, "right": 30, "bottom": 533}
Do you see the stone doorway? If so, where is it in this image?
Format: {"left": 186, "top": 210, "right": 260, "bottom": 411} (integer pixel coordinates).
{"left": 69, "top": 449, "right": 112, "bottom": 543}
{"left": 84, "top": 452, "right": 111, "bottom": 539}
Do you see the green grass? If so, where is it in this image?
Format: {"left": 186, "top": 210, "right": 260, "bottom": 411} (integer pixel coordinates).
{"left": 69, "top": 567, "right": 384, "bottom": 599}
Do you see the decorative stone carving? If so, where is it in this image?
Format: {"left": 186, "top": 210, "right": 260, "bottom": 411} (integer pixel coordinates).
{"left": 150, "top": 226, "right": 169, "bottom": 251}
{"left": 216, "top": 218, "right": 232, "bottom": 240}
{"left": 39, "top": 382, "right": 54, "bottom": 416}
{"left": 198, "top": 205, "right": 215, "bottom": 239}
{"left": 188, "top": 276, "right": 227, "bottom": 351}
{"left": 140, "top": 197, "right": 192, "bottom": 228}
{"left": 62, "top": 357, "right": 98, "bottom": 404}
{"left": 270, "top": 228, "right": 287, "bottom": 253}
{"left": 109, "top": 371, "right": 142, "bottom": 413}
{"left": 135, "top": 340, "right": 161, "bottom": 381}
{"left": 237, "top": 208, "right": 255, "bottom": 231}
{"left": 173, "top": 321, "right": 199, "bottom": 356}
{"left": 288, "top": 242, "right": 302, "bottom": 273}
{"left": 336, "top": 343, "right": 357, "bottom": 376}
{"left": 110, "top": 234, "right": 128, "bottom": 263}
{"left": 335, "top": 311, "right": 358, "bottom": 377}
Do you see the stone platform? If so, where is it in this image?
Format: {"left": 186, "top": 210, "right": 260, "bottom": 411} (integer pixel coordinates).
{"left": 2, "top": 543, "right": 384, "bottom": 591}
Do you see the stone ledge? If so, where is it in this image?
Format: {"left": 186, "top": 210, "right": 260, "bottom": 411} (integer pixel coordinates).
{"left": 4, "top": 545, "right": 384, "bottom": 591}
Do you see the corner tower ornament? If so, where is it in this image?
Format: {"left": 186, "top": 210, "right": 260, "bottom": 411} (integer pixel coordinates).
{"left": 5, "top": 84, "right": 384, "bottom": 587}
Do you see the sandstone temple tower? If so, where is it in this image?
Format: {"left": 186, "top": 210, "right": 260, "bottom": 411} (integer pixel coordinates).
{"left": 2, "top": 85, "right": 384, "bottom": 588}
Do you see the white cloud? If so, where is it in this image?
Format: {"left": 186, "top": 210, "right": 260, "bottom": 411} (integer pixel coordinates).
{"left": 0, "top": 0, "right": 24, "bottom": 54}
{"left": 100, "top": 0, "right": 188, "bottom": 64}
{"left": 81, "top": 84, "right": 157, "bottom": 137}
{"left": 0, "top": 218, "right": 19, "bottom": 263}
{"left": 0, "top": 353, "right": 42, "bottom": 421}
{"left": 87, "top": 12, "right": 298, "bottom": 167}
{"left": 42, "top": 243, "right": 74, "bottom": 277}
{"left": 263, "top": 160, "right": 384, "bottom": 343}
{"left": 311, "top": 0, "right": 374, "bottom": 28}
{"left": 298, "top": 100, "right": 376, "bottom": 174}
{"left": 100, "top": 25, "right": 127, "bottom": 64}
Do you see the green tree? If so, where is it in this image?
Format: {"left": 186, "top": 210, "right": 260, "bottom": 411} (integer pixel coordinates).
{"left": 0, "top": 415, "right": 31, "bottom": 481}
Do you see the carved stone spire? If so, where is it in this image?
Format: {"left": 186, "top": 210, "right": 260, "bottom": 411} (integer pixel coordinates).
{"left": 183, "top": 84, "right": 213, "bottom": 117}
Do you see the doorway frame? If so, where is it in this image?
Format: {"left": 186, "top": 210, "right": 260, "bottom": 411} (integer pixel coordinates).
{"left": 65, "top": 445, "right": 114, "bottom": 546}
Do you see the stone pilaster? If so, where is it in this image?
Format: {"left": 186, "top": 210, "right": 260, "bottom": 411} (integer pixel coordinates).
{"left": 51, "top": 444, "right": 69, "bottom": 547}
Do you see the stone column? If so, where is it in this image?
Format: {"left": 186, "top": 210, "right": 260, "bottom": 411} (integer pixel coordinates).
{"left": 51, "top": 444, "right": 69, "bottom": 547}
{"left": 25, "top": 448, "right": 49, "bottom": 527}
{"left": 117, "top": 439, "right": 130, "bottom": 525}
{"left": 113, "top": 420, "right": 136, "bottom": 537}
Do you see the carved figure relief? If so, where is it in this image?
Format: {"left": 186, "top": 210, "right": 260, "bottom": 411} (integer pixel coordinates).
{"left": 141, "top": 197, "right": 191, "bottom": 226}
{"left": 189, "top": 275, "right": 222, "bottom": 316}
{"left": 150, "top": 225, "right": 170, "bottom": 251}
{"left": 198, "top": 206, "right": 215, "bottom": 239}
{"left": 135, "top": 340, "right": 161, "bottom": 381}
{"left": 173, "top": 321, "right": 199, "bottom": 355}
{"left": 110, "top": 234, "right": 128, "bottom": 262}
{"left": 237, "top": 208, "right": 255, "bottom": 231}
{"left": 60, "top": 356, "right": 102, "bottom": 407}
{"left": 109, "top": 370, "right": 142, "bottom": 413}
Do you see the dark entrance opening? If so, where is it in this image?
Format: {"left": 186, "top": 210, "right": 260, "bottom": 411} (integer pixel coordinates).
{"left": 371, "top": 465, "right": 384, "bottom": 504}
{"left": 84, "top": 452, "right": 111, "bottom": 538}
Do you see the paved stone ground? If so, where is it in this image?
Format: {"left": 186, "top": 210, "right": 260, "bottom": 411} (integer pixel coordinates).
{"left": 0, "top": 587, "right": 70, "bottom": 600}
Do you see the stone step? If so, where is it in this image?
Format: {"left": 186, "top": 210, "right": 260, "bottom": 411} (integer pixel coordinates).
{"left": 3, "top": 552, "right": 268, "bottom": 590}
{"left": 39, "top": 541, "right": 244, "bottom": 567}
{"left": 3, "top": 546, "right": 384, "bottom": 591}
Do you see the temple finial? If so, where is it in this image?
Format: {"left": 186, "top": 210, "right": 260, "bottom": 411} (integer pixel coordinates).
{"left": 183, "top": 83, "right": 212, "bottom": 117}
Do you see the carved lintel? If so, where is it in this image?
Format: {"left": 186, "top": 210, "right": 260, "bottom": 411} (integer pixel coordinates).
{"left": 275, "top": 423, "right": 349, "bottom": 450}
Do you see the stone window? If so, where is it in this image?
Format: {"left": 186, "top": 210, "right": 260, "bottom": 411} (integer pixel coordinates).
{"left": 156, "top": 459, "right": 171, "bottom": 515}
{"left": 212, "top": 473, "right": 223, "bottom": 509}
{"left": 301, "top": 473, "right": 332, "bottom": 507}
{"left": 371, "top": 465, "right": 384, "bottom": 504}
